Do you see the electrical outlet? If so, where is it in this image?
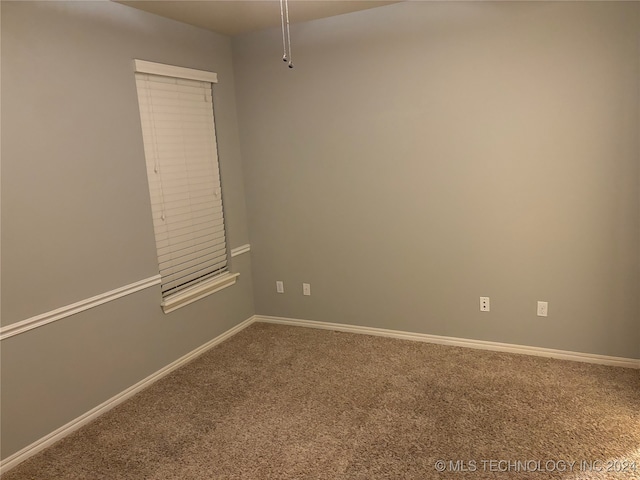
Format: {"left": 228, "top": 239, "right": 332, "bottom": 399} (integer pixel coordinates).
{"left": 480, "top": 297, "right": 490, "bottom": 312}
{"left": 303, "top": 283, "right": 311, "bottom": 296}
{"left": 537, "top": 301, "right": 548, "bottom": 317}
{"left": 276, "top": 281, "right": 284, "bottom": 294}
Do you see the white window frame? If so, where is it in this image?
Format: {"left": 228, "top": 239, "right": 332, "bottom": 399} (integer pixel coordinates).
{"left": 134, "top": 60, "right": 238, "bottom": 313}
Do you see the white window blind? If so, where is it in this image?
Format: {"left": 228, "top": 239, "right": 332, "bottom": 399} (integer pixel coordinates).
{"left": 134, "top": 71, "right": 228, "bottom": 299}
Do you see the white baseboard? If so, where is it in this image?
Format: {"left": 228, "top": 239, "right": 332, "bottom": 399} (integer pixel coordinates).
{"left": 0, "top": 316, "right": 255, "bottom": 475}
{"left": 255, "top": 315, "right": 640, "bottom": 369}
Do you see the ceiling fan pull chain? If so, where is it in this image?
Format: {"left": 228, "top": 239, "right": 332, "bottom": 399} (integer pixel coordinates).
{"left": 279, "top": 0, "right": 288, "bottom": 62}
{"left": 284, "top": 0, "right": 293, "bottom": 68}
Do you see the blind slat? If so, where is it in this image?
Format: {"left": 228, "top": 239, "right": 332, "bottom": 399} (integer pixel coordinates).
{"left": 162, "top": 265, "right": 228, "bottom": 295}
{"left": 159, "top": 244, "right": 222, "bottom": 275}
{"left": 155, "top": 213, "right": 224, "bottom": 231}
{"left": 161, "top": 262, "right": 228, "bottom": 293}
{"left": 158, "top": 234, "right": 227, "bottom": 266}
{"left": 156, "top": 224, "right": 226, "bottom": 253}
{"left": 160, "top": 249, "right": 228, "bottom": 279}
{"left": 154, "top": 217, "right": 225, "bottom": 242}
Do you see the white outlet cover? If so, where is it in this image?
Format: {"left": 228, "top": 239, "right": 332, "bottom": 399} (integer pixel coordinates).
{"left": 480, "top": 297, "right": 490, "bottom": 312}
{"left": 303, "top": 283, "right": 311, "bottom": 296}
{"left": 276, "top": 281, "right": 284, "bottom": 294}
{"left": 537, "top": 301, "right": 548, "bottom": 317}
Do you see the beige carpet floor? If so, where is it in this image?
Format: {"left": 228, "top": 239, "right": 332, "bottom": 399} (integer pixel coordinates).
{"left": 2, "top": 323, "right": 639, "bottom": 479}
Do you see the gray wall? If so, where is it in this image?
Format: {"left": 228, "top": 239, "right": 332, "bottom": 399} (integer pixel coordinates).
{"left": 2, "top": 0, "right": 639, "bottom": 466}
{"left": 233, "top": 2, "right": 639, "bottom": 359}
{"left": 1, "top": 1, "right": 254, "bottom": 459}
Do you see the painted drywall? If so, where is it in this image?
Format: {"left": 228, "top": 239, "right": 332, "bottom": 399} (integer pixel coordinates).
{"left": 233, "top": 2, "right": 640, "bottom": 359}
{"left": 1, "top": 1, "right": 254, "bottom": 459}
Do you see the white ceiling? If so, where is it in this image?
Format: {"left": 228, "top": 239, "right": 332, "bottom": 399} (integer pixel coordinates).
{"left": 118, "top": 0, "right": 398, "bottom": 36}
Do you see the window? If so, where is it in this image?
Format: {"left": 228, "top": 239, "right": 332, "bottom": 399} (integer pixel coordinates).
{"left": 134, "top": 60, "right": 238, "bottom": 313}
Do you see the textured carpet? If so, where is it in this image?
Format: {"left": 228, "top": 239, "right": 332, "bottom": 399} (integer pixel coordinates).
{"left": 3, "top": 323, "right": 639, "bottom": 479}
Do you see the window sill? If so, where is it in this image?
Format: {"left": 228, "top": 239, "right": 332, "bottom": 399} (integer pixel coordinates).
{"left": 161, "top": 272, "right": 240, "bottom": 314}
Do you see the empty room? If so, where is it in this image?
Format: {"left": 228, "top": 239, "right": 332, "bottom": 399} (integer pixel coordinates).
{"left": 1, "top": 0, "right": 639, "bottom": 478}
